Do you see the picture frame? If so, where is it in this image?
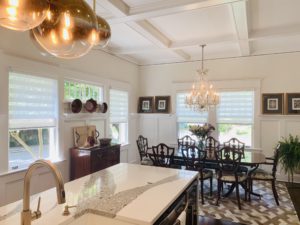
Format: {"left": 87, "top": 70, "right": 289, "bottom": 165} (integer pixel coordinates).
{"left": 155, "top": 96, "right": 170, "bottom": 113}
{"left": 138, "top": 97, "right": 154, "bottom": 113}
{"left": 286, "top": 93, "right": 300, "bottom": 115}
{"left": 262, "top": 93, "right": 284, "bottom": 114}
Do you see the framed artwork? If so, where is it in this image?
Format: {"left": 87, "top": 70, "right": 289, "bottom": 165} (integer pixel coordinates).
{"left": 262, "top": 93, "right": 284, "bottom": 114}
{"left": 138, "top": 97, "right": 154, "bottom": 113}
{"left": 155, "top": 96, "right": 170, "bottom": 113}
{"left": 286, "top": 93, "right": 300, "bottom": 114}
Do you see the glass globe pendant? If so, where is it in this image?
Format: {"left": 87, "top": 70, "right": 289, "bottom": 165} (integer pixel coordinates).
{"left": 0, "top": 0, "right": 49, "bottom": 31}
{"left": 90, "top": 0, "right": 111, "bottom": 47}
{"left": 31, "top": 0, "right": 98, "bottom": 59}
{"left": 92, "top": 15, "right": 111, "bottom": 47}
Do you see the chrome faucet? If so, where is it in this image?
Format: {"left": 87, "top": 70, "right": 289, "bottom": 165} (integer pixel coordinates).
{"left": 21, "top": 159, "right": 66, "bottom": 225}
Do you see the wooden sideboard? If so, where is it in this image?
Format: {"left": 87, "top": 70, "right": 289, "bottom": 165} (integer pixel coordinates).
{"left": 70, "top": 144, "right": 120, "bottom": 180}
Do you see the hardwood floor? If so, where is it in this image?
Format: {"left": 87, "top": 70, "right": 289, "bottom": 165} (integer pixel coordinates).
{"left": 198, "top": 182, "right": 300, "bottom": 225}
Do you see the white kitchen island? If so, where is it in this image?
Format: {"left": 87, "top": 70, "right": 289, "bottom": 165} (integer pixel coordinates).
{"left": 0, "top": 163, "right": 199, "bottom": 225}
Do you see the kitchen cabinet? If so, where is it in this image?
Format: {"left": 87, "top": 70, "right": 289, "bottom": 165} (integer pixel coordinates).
{"left": 70, "top": 144, "right": 120, "bottom": 180}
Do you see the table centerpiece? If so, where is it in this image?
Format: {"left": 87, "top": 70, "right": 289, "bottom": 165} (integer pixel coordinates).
{"left": 189, "top": 123, "right": 215, "bottom": 150}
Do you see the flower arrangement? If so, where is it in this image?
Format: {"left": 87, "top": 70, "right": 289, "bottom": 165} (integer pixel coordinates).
{"left": 189, "top": 123, "right": 215, "bottom": 140}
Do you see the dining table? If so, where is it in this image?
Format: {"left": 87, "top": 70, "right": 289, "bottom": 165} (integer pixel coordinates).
{"left": 149, "top": 146, "right": 267, "bottom": 199}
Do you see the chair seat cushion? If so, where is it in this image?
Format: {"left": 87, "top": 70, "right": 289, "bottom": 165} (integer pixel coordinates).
{"left": 200, "top": 169, "right": 213, "bottom": 179}
{"left": 220, "top": 174, "right": 247, "bottom": 182}
{"left": 250, "top": 168, "right": 273, "bottom": 180}
{"left": 141, "top": 157, "right": 153, "bottom": 166}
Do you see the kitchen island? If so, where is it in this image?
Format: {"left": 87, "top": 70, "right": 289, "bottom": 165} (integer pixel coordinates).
{"left": 0, "top": 163, "right": 199, "bottom": 225}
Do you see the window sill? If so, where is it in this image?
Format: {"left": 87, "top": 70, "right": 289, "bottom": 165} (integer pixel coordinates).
{"left": 0, "top": 158, "right": 67, "bottom": 178}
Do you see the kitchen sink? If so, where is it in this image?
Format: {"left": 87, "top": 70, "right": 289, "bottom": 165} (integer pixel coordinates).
{"left": 61, "top": 213, "right": 134, "bottom": 225}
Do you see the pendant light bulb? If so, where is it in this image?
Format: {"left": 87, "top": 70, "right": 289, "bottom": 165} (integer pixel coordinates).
{"left": 0, "top": 0, "right": 49, "bottom": 31}
{"left": 31, "top": 0, "right": 98, "bottom": 59}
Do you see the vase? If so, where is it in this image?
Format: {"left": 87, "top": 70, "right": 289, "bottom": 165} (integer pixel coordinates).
{"left": 197, "top": 137, "right": 206, "bottom": 150}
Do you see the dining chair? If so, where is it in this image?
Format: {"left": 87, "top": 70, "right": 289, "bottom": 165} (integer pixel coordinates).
{"left": 248, "top": 144, "right": 280, "bottom": 205}
{"left": 136, "top": 135, "right": 153, "bottom": 166}
{"left": 223, "top": 138, "right": 245, "bottom": 158}
{"left": 178, "top": 135, "right": 196, "bottom": 151}
{"left": 203, "top": 136, "right": 220, "bottom": 171}
{"left": 182, "top": 145, "right": 213, "bottom": 204}
{"left": 215, "top": 146, "right": 248, "bottom": 210}
{"left": 149, "top": 143, "right": 176, "bottom": 168}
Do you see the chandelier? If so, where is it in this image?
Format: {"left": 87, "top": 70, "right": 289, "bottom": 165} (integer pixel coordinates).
{"left": 185, "top": 44, "right": 219, "bottom": 111}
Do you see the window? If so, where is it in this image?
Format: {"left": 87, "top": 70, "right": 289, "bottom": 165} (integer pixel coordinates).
{"left": 217, "top": 91, "right": 254, "bottom": 147}
{"left": 110, "top": 89, "right": 128, "bottom": 145}
{"left": 9, "top": 72, "right": 58, "bottom": 170}
{"left": 64, "top": 80, "right": 103, "bottom": 102}
{"left": 176, "top": 92, "right": 208, "bottom": 138}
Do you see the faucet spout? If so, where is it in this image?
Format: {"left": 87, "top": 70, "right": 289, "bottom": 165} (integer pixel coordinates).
{"left": 21, "top": 159, "right": 66, "bottom": 225}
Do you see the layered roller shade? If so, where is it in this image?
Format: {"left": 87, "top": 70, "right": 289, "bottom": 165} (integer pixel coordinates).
{"left": 9, "top": 72, "right": 58, "bottom": 129}
{"left": 176, "top": 92, "right": 208, "bottom": 123}
{"left": 110, "top": 89, "right": 129, "bottom": 123}
{"left": 217, "top": 91, "right": 254, "bottom": 124}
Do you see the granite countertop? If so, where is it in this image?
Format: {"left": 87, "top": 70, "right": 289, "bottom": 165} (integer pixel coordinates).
{"left": 0, "top": 163, "right": 198, "bottom": 225}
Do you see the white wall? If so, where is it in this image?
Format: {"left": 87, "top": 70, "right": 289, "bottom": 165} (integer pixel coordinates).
{"left": 0, "top": 28, "right": 140, "bottom": 206}
{"left": 139, "top": 52, "right": 300, "bottom": 182}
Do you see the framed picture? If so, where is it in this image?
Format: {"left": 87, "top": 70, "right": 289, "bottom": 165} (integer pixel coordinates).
{"left": 286, "top": 93, "right": 300, "bottom": 114}
{"left": 138, "top": 97, "right": 154, "bottom": 113}
{"left": 155, "top": 96, "right": 170, "bottom": 113}
{"left": 262, "top": 93, "right": 284, "bottom": 114}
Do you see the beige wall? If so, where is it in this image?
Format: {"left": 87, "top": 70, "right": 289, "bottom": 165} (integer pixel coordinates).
{"left": 139, "top": 52, "right": 300, "bottom": 182}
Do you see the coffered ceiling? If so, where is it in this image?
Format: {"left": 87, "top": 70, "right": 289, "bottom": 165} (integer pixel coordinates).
{"left": 88, "top": 0, "right": 300, "bottom": 65}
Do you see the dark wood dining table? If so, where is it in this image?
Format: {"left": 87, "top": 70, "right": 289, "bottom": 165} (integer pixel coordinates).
{"left": 172, "top": 147, "right": 267, "bottom": 198}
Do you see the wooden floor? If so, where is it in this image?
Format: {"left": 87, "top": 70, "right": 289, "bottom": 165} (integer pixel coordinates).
{"left": 198, "top": 182, "right": 300, "bottom": 225}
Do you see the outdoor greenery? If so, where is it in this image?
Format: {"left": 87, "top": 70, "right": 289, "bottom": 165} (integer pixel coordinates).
{"left": 64, "top": 81, "right": 100, "bottom": 101}
{"left": 278, "top": 134, "right": 300, "bottom": 183}
{"left": 9, "top": 129, "right": 49, "bottom": 147}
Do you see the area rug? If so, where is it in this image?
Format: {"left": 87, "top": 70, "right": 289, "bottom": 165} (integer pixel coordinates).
{"left": 198, "top": 181, "right": 300, "bottom": 225}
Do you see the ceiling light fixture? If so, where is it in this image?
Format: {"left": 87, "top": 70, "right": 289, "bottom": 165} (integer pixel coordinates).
{"left": 91, "top": 0, "right": 111, "bottom": 47}
{"left": 185, "top": 44, "right": 219, "bottom": 111}
{"left": 0, "top": 0, "right": 49, "bottom": 31}
{"left": 31, "top": 0, "right": 98, "bottom": 59}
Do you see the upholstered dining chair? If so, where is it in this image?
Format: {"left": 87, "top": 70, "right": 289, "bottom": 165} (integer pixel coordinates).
{"left": 178, "top": 135, "right": 196, "bottom": 151}
{"left": 149, "top": 143, "right": 176, "bottom": 168}
{"left": 182, "top": 145, "right": 213, "bottom": 204}
{"left": 215, "top": 146, "right": 248, "bottom": 210}
{"left": 136, "top": 135, "right": 153, "bottom": 166}
{"left": 248, "top": 144, "right": 280, "bottom": 205}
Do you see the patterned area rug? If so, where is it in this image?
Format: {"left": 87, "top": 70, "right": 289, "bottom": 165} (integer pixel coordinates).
{"left": 198, "top": 181, "right": 300, "bottom": 225}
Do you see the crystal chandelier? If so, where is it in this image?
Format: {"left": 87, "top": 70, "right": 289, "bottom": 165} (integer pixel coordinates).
{"left": 185, "top": 45, "right": 219, "bottom": 111}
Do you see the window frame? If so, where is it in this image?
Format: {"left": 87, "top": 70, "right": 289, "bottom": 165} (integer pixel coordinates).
{"left": 109, "top": 88, "right": 129, "bottom": 146}
{"left": 8, "top": 71, "right": 59, "bottom": 170}
{"left": 63, "top": 79, "right": 104, "bottom": 103}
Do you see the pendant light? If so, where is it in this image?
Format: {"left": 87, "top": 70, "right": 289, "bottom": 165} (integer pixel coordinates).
{"left": 31, "top": 0, "right": 98, "bottom": 59}
{"left": 91, "top": 0, "right": 111, "bottom": 47}
{"left": 0, "top": 0, "right": 49, "bottom": 31}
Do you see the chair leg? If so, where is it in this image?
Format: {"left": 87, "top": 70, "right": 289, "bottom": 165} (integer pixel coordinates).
{"left": 201, "top": 179, "right": 204, "bottom": 205}
{"left": 244, "top": 180, "right": 248, "bottom": 201}
{"left": 216, "top": 180, "right": 221, "bottom": 206}
{"left": 236, "top": 183, "right": 242, "bottom": 210}
{"left": 210, "top": 177, "right": 213, "bottom": 196}
{"left": 271, "top": 180, "right": 280, "bottom": 206}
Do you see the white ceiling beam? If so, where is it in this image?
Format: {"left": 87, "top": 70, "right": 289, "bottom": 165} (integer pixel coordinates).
{"left": 98, "top": 0, "right": 191, "bottom": 60}
{"left": 249, "top": 25, "right": 300, "bottom": 41}
{"left": 97, "top": 0, "right": 129, "bottom": 17}
{"left": 107, "top": 0, "right": 245, "bottom": 24}
{"left": 127, "top": 20, "right": 171, "bottom": 48}
{"left": 230, "top": 0, "right": 250, "bottom": 56}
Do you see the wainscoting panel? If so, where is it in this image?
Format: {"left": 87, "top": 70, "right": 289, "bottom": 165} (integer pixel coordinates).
{"left": 260, "top": 120, "right": 281, "bottom": 157}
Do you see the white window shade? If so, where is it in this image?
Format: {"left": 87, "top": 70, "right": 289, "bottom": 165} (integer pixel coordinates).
{"left": 176, "top": 92, "right": 208, "bottom": 123}
{"left": 217, "top": 91, "right": 254, "bottom": 124}
{"left": 9, "top": 72, "right": 58, "bottom": 129}
{"left": 110, "top": 89, "right": 128, "bottom": 123}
